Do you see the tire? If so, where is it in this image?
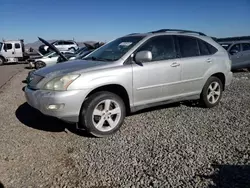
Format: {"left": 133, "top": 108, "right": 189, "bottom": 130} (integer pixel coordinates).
{"left": 79, "top": 91, "right": 126, "bottom": 137}
{"left": 35, "top": 61, "right": 46, "bottom": 69}
{"left": 200, "top": 76, "right": 223, "bottom": 108}
{"left": 0, "top": 56, "right": 5, "bottom": 65}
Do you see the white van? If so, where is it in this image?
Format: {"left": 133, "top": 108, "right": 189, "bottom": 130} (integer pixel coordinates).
{"left": 0, "top": 40, "right": 29, "bottom": 65}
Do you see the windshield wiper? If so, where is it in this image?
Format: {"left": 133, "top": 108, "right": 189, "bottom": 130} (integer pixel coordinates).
{"left": 83, "top": 56, "right": 114, "bottom": 62}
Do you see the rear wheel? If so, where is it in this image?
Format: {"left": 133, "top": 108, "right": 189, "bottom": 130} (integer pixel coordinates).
{"left": 35, "top": 61, "right": 46, "bottom": 69}
{"left": 79, "top": 91, "right": 126, "bottom": 137}
{"left": 0, "top": 57, "right": 5, "bottom": 65}
{"left": 200, "top": 76, "right": 223, "bottom": 108}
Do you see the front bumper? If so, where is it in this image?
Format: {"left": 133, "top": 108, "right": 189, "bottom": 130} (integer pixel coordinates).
{"left": 24, "top": 87, "right": 88, "bottom": 123}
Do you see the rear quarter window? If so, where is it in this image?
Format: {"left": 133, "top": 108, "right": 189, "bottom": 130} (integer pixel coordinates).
{"left": 198, "top": 39, "right": 218, "bottom": 55}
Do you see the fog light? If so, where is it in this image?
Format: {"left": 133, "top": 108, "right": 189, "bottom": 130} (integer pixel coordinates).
{"left": 47, "top": 104, "right": 65, "bottom": 110}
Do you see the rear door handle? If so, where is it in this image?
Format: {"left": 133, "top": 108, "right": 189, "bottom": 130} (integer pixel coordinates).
{"left": 170, "top": 62, "right": 180, "bottom": 67}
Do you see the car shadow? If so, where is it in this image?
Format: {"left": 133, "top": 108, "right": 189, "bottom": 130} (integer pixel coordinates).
{"left": 0, "top": 181, "right": 5, "bottom": 188}
{"left": 15, "top": 102, "right": 92, "bottom": 137}
{"left": 198, "top": 164, "right": 250, "bottom": 188}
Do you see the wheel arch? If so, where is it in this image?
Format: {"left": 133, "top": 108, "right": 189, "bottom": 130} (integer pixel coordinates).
{"left": 84, "top": 84, "right": 131, "bottom": 115}
{"left": 210, "top": 72, "right": 226, "bottom": 90}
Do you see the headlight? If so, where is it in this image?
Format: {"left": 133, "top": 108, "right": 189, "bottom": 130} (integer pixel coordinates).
{"left": 43, "top": 75, "right": 80, "bottom": 91}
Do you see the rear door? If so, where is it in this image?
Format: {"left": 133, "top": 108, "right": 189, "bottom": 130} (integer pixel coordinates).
{"left": 241, "top": 43, "right": 250, "bottom": 67}
{"left": 176, "top": 36, "right": 217, "bottom": 95}
{"left": 14, "top": 42, "right": 23, "bottom": 58}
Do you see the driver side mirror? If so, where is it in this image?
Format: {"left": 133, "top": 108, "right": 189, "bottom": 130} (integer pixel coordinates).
{"left": 230, "top": 49, "right": 239, "bottom": 55}
{"left": 135, "top": 51, "right": 152, "bottom": 64}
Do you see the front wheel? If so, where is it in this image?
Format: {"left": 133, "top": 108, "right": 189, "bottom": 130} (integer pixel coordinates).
{"left": 0, "top": 57, "right": 5, "bottom": 65}
{"left": 79, "top": 91, "right": 126, "bottom": 137}
{"left": 200, "top": 76, "right": 223, "bottom": 108}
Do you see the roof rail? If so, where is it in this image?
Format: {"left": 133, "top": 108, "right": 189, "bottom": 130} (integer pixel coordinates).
{"left": 126, "top": 33, "right": 140, "bottom": 36}
{"left": 149, "top": 29, "right": 206, "bottom": 36}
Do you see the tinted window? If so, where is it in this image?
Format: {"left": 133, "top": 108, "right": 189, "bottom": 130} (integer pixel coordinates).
{"left": 178, "top": 36, "right": 199, "bottom": 57}
{"left": 229, "top": 44, "right": 241, "bottom": 55}
{"left": 242, "top": 43, "right": 250, "bottom": 51}
{"left": 15, "top": 43, "right": 20, "bottom": 49}
{"left": 6, "top": 43, "right": 12, "bottom": 50}
{"left": 64, "top": 41, "right": 74, "bottom": 45}
{"left": 57, "top": 41, "right": 64, "bottom": 45}
{"left": 138, "top": 36, "right": 176, "bottom": 61}
{"left": 206, "top": 42, "right": 218, "bottom": 54}
{"left": 198, "top": 40, "right": 210, "bottom": 55}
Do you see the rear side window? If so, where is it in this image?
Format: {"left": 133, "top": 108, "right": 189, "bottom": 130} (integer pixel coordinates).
{"left": 242, "top": 43, "right": 250, "bottom": 51}
{"left": 138, "top": 35, "right": 176, "bottom": 61}
{"left": 206, "top": 42, "right": 218, "bottom": 54}
{"left": 15, "top": 43, "right": 20, "bottom": 49}
{"left": 198, "top": 40, "right": 210, "bottom": 55}
{"left": 64, "top": 41, "right": 74, "bottom": 45}
{"left": 177, "top": 36, "right": 199, "bottom": 58}
{"left": 198, "top": 39, "right": 218, "bottom": 55}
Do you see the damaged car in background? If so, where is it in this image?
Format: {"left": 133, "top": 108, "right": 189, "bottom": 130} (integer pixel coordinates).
{"left": 28, "top": 37, "right": 104, "bottom": 69}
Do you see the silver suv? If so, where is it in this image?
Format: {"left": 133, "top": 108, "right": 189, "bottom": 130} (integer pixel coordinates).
{"left": 25, "top": 29, "right": 233, "bottom": 137}
{"left": 220, "top": 41, "right": 250, "bottom": 70}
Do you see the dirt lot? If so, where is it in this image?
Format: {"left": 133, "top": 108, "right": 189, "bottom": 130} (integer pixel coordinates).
{"left": 0, "top": 67, "right": 249, "bottom": 188}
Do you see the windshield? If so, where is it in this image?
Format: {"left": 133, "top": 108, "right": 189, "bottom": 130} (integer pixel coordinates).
{"left": 75, "top": 47, "right": 88, "bottom": 54}
{"left": 0, "top": 42, "right": 3, "bottom": 50}
{"left": 83, "top": 36, "right": 145, "bottom": 62}
{"left": 220, "top": 43, "right": 232, "bottom": 50}
{"left": 44, "top": 51, "right": 55, "bottom": 57}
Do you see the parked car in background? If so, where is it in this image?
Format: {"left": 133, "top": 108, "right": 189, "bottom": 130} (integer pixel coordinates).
{"left": 25, "top": 29, "right": 233, "bottom": 137}
{"left": 28, "top": 38, "right": 104, "bottom": 69}
{"left": 57, "top": 42, "right": 105, "bottom": 63}
{"left": 219, "top": 41, "right": 250, "bottom": 70}
{"left": 38, "top": 40, "right": 79, "bottom": 55}
{"left": 0, "top": 39, "right": 29, "bottom": 65}
{"left": 29, "top": 50, "right": 74, "bottom": 69}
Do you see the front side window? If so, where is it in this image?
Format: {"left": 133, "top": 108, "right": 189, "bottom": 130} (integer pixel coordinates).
{"left": 83, "top": 36, "right": 145, "bottom": 62}
{"left": 6, "top": 43, "right": 13, "bottom": 50}
{"left": 177, "top": 36, "right": 199, "bottom": 58}
{"left": 242, "top": 43, "right": 250, "bottom": 51}
{"left": 137, "top": 35, "right": 176, "bottom": 61}
{"left": 229, "top": 44, "right": 241, "bottom": 55}
{"left": 15, "top": 43, "right": 20, "bottom": 49}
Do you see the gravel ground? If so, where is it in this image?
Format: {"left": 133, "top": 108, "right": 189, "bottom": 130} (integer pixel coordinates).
{"left": 0, "top": 68, "right": 249, "bottom": 188}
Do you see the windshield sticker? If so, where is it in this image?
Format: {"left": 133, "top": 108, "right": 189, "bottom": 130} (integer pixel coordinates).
{"left": 119, "top": 42, "right": 133, "bottom": 46}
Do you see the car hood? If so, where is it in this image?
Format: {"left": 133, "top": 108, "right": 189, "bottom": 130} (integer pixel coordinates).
{"left": 38, "top": 37, "right": 68, "bottom": 61}
{"left": 34, "top": 59, "right": 116, "bottom": 77}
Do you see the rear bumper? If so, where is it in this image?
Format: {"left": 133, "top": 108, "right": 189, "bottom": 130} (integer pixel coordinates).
{"left": 225, "top": 71, "right": 233, "bottom": 86}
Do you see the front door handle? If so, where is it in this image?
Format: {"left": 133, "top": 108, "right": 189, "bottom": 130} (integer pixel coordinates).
{"left": 170, "top": 62, "right": 180, "bottom": 67}
{"left": 206, "top": 58, "right": 212, "bottom": 63}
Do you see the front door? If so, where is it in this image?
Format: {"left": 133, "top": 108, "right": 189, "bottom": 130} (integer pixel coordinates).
{"left": 241, "top": 43, "right": 250, "bottom": 67}
{"left": 132, "top": 35, "right": 181, "bottom": 106}
{"left": 2, "top": 43, "right": 15, "bottom": 58}
{"left": 228, "top": 43, "right": 243, "bottom": 69}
